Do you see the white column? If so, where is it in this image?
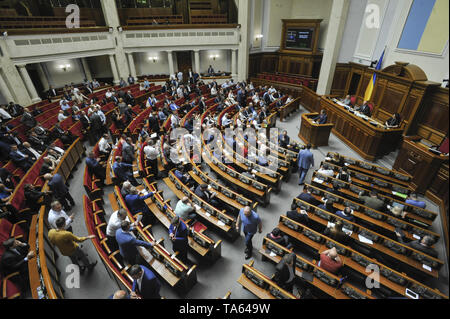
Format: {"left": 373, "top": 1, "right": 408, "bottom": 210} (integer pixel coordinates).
{"left": 81, "top": 58, "right": 93, "bottom": 82}
{"left": 237, "top": 0, "right": 251, "bottom": 82}
{"left": 194, "top": 50, "right": 200, "bottom": 74}
{"left": 167, "top": 51, "right": 174, "bottom": 76}
{"left": 17, "top": 64, "right": 41, "bottom": 103}
{"left": 109, "top": 54, "right": 120, "bottom": 85}
{"left": 231, "top": 49, "right": 237, "bottom": 78}
{"left": 127, "top": 52, "right": 137, "bottom": 81}
{"left": 35, "top": 63, "right": 49, "bottom": 91}
{"left": 316, "top": 0, "right": 350, "bottom": 95}
{"left": 0, "top": 70, "right": 14, "bottom": 103}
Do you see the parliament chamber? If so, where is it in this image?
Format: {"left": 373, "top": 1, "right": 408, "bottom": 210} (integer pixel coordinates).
{"left": 0, "top": 0, "right": 448, "bottom": 304}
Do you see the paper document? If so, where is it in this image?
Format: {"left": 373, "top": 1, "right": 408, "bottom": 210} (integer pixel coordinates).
{"left": 313, "top": 178, "right": 324, "bottom": 184}
{"left": 194, "top": 204, "right": 201, "bottom": 211}
{"left": 342, "top": 228, "right": 353, "bottom": 236}
{"left": 422, "top": 264, "right": 432, "bottom": 272}
{"left": 217, "top": 220, "right": 226, "bottom": 227}
{"left": 413, "top": 234, "right": 421, "bottom": 240}
{"left": 269, "top": 251, "right": 277, "bottom": 257}
{"left": 358, "top": 235, "right": 373, "bottom": 245}
{"left": 205, "top": 212, "right": 211, "bottom": 217}
{"left": 133, "top": 170, "right": 139, "bottom": 175}
{"left": 327, "top": 222, "right": 335, "bottom": 228}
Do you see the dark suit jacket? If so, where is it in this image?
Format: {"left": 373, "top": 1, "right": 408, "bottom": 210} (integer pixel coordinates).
{"left": 194, "top": 186, "right": 212, "bottom": 202}
{"left": 169, "top": 220, "right": 188, "bottom": 252}
{"left": 274, "top": 255, "right": 296, "bottom": 286}
{"left": 132, "top": 265, "right": 161, "bottom": 299}
{"left": 48, "top": 173, "right": 69, "bottom": 198}
{"left": 0, "top": 245, "right": 29, "bottom": 275}
{"left": 115, "top": 229, "right": 152, "bottom": 263}
{"left": 80, "top": 115, "right": 90, "bottom": 129}
{"left": 21, "top": 147, "right": 38, "bottom": 161}
{"left": 122, "top": 144, "right": 135, "bottom": 164}
{"left": 113, "top": 162, "right": 133, "bottom": 182}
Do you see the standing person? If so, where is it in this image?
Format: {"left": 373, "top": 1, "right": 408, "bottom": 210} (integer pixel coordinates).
{"left": 106, "top": 208, "right": 136, "bottom": 253}
{"left": 116, "top": 220, "right": 153, "bottom": 265}
{"left": 297, "top": 144, "right": 314, "bottom": 185}
{"left": 44, "top": 173, "right": 76, "bottom": 211}
{"left": 169, "top": 216, "right": 189, "bottom": 264}
{"left": 235, "top": 206, "right": 262, "bottom": 260}
{"left": 143, "top": 138, "right": 159, "bottom": 179}
{"left": 48, "top": 217, "right": 97, "bottom": 273}
{"left": 129, "top": 265, "right": 161, "bottom": 299}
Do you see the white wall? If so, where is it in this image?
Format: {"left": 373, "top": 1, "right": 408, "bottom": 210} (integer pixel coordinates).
{"left": 267, "top": 0, "right": 293, "bottom": 48}
{"left": 134, "top": 52, "right": 170, "bottom": 76}
{"left": 199, "top": 50, "right": 231, "bottom": 74}
{"left": 43, "top": 59, "right": 85, "bottom": 88}
{"left": 0, "top": 91, "right": 7, "bottom": 105}
{"left": 251, "top": 0, "right": 263, "bottom": 49}
{"left": 290, "top": 0, "right": 333, "bottom": 50}
{"left": 338, "top": 0, "right": 368, "bottom": 62}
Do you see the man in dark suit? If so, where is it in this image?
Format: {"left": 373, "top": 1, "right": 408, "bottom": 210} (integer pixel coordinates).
{"left": 80, "top": 111, "right": 90, "bottom": 130}
{"left": 124, "top": 187, "right": 154, "bottom": 225}
{"left": 273, "top": 253, "right": 296, "bottom": 293}
{"left": 47, "top": 86, "right": 58, "bottom": 102}
{"left": 296, "top": 186, "right": 321, "bottom": 206}
{"left": 0, "top": 237, "right": 35, "bottom": 291}
{"left": 90, "top": 112, "right": 104, "bottom": 142}
{"left": 122, "top": 137, "right": 135, "bottom": 164}
{"left": 198, "top": 97, "right": 206, "bottom": 114}
{"left": 20, "top": 108, "right": 37, "bottom": 128}
{"left": 9, "top": 145, "right": 34, "bottom": 171}
{"left": 194, "top": 183, "right": 222, "bottom": 209}
{"left": 112, "top": 156, "right": 139, "bottom": 186}
{"left": 356, "top": 100, "right": 371, "bottom": 117}
{"left": 128, "top": 75, "right": 135, "bottom": 85}
{"left": 148, "top": 111, "right": 160, "bottom": 134}
{"left": 129, "top": 264, "right": 161, "bottom": 299}
{"left": 169, "top": 216, "right": 189, "bottom": 264}
{"left": 44, "top": 173, "right": 75, "bottom": 211}
{"left": 297, "top": 144, "right": 314, "bottom": 185}
{"left": 314, "top": 109, "right": 328, "bottom": 124}
{"left": 116, "top": 221, "right": 153, "bottom": 265}
{"left": 278, "top": 130, "right": 290, "bottom": 149}
{"left": 86, "top": 151, "right": 106, "bottom": 185}
{"left": 125, "top": 90, "right": 135, "bottom": 106}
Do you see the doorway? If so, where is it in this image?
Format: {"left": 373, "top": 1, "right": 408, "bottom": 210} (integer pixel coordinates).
{"left": 176, "top": 51, "right": 193, "bottom": 81}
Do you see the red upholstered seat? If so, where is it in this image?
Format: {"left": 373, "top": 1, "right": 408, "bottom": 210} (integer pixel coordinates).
{"left": 1, "top": 275, "right": 22, "bottom": 299}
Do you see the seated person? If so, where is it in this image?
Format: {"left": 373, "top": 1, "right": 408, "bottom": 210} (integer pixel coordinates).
{"left": 318, "top": 199, "right": 336, "bottom": 214}
{"left": 317, "top": 164, "right": 334, "bottom": 177}
{"left": 359, "top": 191, "right": 385, "bottom": 211}
{"left": 394, "top": 232, "right": 438, "bottom": 258}
{"left": 336, "top": 167, "right": 351, "bottom": 183}
{"left": 385, "top": 113, "right": 401, "bottom": 128}
{"left": 296, "top": 186, "right": 321, "bottom": 207}
{"left": 318, "top": 247, "right": 342, "bottom": 274}
{"left": 266, "top": 227, "right": 293, "bottom": 249}
{"left": 286, "top": 209, "right": 310, "bottom": 226}
{"left": 405, "top": 193, "right": 426, "bottom": 209}
{"left": 314, "top": 109, "right": 328, "bottom": 124}
{"left": 40, "top": 157, "right": 57, "bottom": 175}
{"left": 323, "top": 220, "right": 349, "bottom": 245}
{"left": 174, "top": 197, "right": 197, "bottom": 221}
{"left": 341, "top": 95, "right": 351, "bottom": 106}
{"left": 355, "top": 100, "right": 371, "bottom": 117}
{"left": 0, "top": 167, "right": 16, "bottom": 189}
{"left": 112, "top": 156, "right": 139, "bottom": 187}
{"left": 335, "top": 206, "right": 355, "bottom": 222}
{"left": 278, "top": 130, "right": 290, "bottom": 149}
{"left": 0, "top": 183, "right": 12, "bottom": 203}
{"left": 24, "top": 183, "right": 50, "bottom": 213}
{"left": 174, "top": 165, "right": 194, "bottom": 188}
{"left": 9, "top": 144, "right": 34, "bottom": 171}
{"left": 194, "top": 183, "right": 222, "bottom": 210}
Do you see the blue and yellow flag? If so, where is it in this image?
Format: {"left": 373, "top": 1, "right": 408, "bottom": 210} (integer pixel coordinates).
{"left": 364, "top": 48, "right": 385, "bottom": 102}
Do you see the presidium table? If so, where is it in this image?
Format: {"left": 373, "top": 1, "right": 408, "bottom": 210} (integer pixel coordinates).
{"left": 298, "top": 113, "right": 334, "bottom": 148}
{"left": 319, "top": 96, "right": 404, "bottom": 161}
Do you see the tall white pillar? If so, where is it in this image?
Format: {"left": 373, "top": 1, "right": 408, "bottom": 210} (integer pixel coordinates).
{"left": 231, "top": 49, "right": 237, "bottom": 78}
{"left": 316, "top": 0, "right": 350, "bottom": 95}
{"left": 127, "top": 52, "right": 137, "bottom": 81}
{"left": 81, "top": 58, "right": 93, "bottom": 82}
{"left": 194, "top": 50, "right": 200, "bottom": 74}
{"left": 17, "top": 64, "right": 41, "bottom": 103}
{"left": 0, "top": 70, "right": 15, "bottom": 103}
{"left": 237, "top": 0, "right": 251, "bottom": 82}
{"left": 167, "top": 51, "right": 174, "bottom": 76}
{"left": 35, "top": 63, "right": 49, "bottom": 91}
{"left": 109, "top": 54, "right": 120, "bottom": 85}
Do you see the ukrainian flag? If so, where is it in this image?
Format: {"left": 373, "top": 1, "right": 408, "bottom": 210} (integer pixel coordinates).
{"left": 364, "top": 49, "right": 385, "bottom": 102}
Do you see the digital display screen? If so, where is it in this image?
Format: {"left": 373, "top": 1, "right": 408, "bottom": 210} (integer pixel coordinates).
{"left": 285, "top": 28, "right": 314, "bottom": 50}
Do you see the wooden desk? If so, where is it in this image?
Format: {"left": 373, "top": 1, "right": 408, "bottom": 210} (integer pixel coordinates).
{"left": 320, "top": 97, "right": 403, "bottom": 160}
{"left": 393, "top": 136, "right": 449, "bottom": 194}
{"left": 298, "top": 113, "right": 334, "bottom": 148}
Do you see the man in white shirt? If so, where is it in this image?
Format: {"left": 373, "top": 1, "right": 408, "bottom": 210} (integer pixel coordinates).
{"left": 0, "top": 105, "right": 12, "bottom": 120}
{"left": 177, "top": 71, "right": 183, "bottom": 83}
{"left": 22, "top": 142, "right": 41, "bottom": 159}
{"left": 143, "top": 139, "right": 159, "bottom": 178}
{"left": 98, "top": 133, "right": 112, "bottom": 156}
{"left": 221, "top": 113, "right": 232, "bottom": 128}
{"left": 58, "top": 110, "right": 68, "bottom": 122}
{"left": 170, "top": 111, "right": 180, "bottom": 129}
{"left": 105, "top": 90, "right": 113, "bottom": 100}
{"left": 317, "top": 164, "right": 335, "bottom": 177}
{"left": 95, "top": 106, "right": 106, "bottom": 125}
{"left": 106, "top": 208, "right": 135, "bottom": 252}
{"left": 48, "top": 201, "right": 74, "bottom": 230}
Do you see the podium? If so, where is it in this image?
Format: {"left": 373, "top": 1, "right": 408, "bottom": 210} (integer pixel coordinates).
{"left": 298, "top": 113, "right": 333, "bottom": 148}
{"left": 393, "top": 136, "right": 449, "bottom": 194}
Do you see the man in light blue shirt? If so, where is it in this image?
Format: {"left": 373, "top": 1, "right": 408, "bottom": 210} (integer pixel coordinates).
{"left": 236, "top": 206, "right": 262, "bottom": 259}
{"left": 174, "top": 197, "right": 196, "bottom": 221}
{"left": 60, "top": 99, "right": 71, "bottom": 112}
{"left": 297, "top": 144, "right": 314, "bottom": 185}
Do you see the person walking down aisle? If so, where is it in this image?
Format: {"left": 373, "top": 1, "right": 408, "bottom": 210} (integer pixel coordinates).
{"left": 236, "top": 206, "right": 262, "bottom": 260}
{"left": 297, "top": 144, "right": 314, "bottom": 186}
